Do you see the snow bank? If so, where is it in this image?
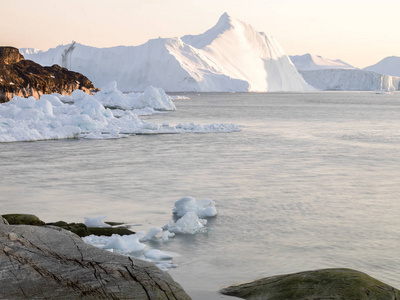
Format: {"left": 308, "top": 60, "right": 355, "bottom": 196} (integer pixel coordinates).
{"left": 82, "top": 196, "right": 217, "bottom": 270}
{"left": 0, "top": 85, "right": 240, "bottom": 143}
{"left": 22, "top": 13, "right": 311, "bottom": 92}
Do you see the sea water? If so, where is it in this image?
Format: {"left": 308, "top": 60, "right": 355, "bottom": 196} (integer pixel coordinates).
{"left": 1, "top": 92, "right": 399, "bottom": 299}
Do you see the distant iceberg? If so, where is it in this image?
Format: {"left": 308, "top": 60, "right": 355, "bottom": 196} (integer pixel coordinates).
{"left": 290, "top": 53, "right": 400, "bottom": 91}
{"left": 21, "top": 13, "right": 312, "bottom": 92}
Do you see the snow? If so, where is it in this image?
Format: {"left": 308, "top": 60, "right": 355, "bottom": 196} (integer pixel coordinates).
{"left": 82, "top": 196, "right": 217, "bottom": 270}
{"left": 290, "top": 53, "right": 355, "bottom": 71}
{"left": 21, "top": 13, "right": 311, "bottom": 92}
{"left": 363, "top": 56, "right": 400, "bottom": 77}
{"left": 0, "top": 83, "right": 241, "bottom": 143}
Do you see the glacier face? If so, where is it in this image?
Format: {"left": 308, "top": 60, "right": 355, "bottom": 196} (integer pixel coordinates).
{"left": 300, "top": 69, "right": 400, "bottom": 91}
{"left": 290, "top": 53, "right": 400, "bottom": 91}
{"left": 20, "top": 13, "right": 311, "bottom": 93}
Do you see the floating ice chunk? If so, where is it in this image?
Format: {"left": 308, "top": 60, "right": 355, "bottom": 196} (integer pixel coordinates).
{"left": 170, "top": 95, "right": 190, "bottom": 100}
{"left": 102, "top": 234, "right": 146, "bottom": 253}
{"left": 141, "top": 227, "right": 163, "bottom": 241}
{"left": 172, "top": 196, "right": 217, "bottom": 218}
{"left": 84, "top": 216, "right": 111, "bottom": 227}
{"left": 167, "top": 211, "right": 207, "bottom": 234}
{"left": 196, "top": 198, "right": 218, "bottom": 218}
{"left": 144, "top": 249, "right": 173, "bottom": 261}
{"left": 162, "top": 230, "right": 175, "bottom": 241}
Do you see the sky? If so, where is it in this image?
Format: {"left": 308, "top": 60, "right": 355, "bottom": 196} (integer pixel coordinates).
{"left": 2, "top": 0, "right": 400, "bottom": 68}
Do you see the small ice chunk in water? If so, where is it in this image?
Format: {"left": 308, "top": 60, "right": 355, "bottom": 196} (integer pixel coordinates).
{"left": 144, "top": 249, "right": 173, "bottom": 260}
{"left": 84, "top": 216, "right": 111, "bottom": 227}
{"left": 142, "top": 227, "right": 163, "bottom": 241}
{"left": 172, "top": 196, "right": 217, "bottom": 218}
{"left": 102, "top": 234, "right": 146, "bottom": 253}
{"left": 167, "top": 211, "right": 207, "bottom": 234}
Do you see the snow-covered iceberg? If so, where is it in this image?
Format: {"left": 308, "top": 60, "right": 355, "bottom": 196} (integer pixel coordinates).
{"left": 290, "top": 53, "right": 400, "bottom": 91}
{"left": 21, "top": 13, "right": 311, "bottom": 92}
{"left": 0, "top": 84, "right": 241, "bottom": 143}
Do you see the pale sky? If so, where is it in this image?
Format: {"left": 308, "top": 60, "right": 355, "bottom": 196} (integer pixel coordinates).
{"left": 2, "top": 0, "right": 400, "bottom": 68}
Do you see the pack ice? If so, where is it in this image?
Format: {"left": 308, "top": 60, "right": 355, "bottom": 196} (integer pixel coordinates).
{"left": 20, "top": 13, "right": 311, "bottom": 92}
{"left": 0, "top": 82, "right": 241, "bottom": 142}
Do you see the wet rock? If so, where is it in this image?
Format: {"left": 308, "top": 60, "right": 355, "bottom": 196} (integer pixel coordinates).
{"left": 46, "top": 221, "right": 135, "bottom": 237}
{"left": 0, "top": 46, "right": 95, "bottom": 103}
{"left": 220, "top": 268, "right": 400, "bottom": 300}
{"left": 0, "top": 223, "right": 190, "bottom": 299}
{"left": 2, "top": 214, "right": 45, "bottom": 226}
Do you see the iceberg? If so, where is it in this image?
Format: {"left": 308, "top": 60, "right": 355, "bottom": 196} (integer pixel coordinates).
{"left": 21, "top": 13, "right": 311, "bottom": 92}
{"left": 290, "top": 53, "right": 400, "bottom": 91}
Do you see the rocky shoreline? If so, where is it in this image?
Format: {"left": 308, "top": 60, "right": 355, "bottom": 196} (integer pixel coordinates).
{"left": 0, "top": 46, "right": 95, "bottom": 103}
{"left": 2, "top": 214, "right": 399, "bottom": 300}
{"left": 0, "top": 215, "right": 191, "bottom": 299}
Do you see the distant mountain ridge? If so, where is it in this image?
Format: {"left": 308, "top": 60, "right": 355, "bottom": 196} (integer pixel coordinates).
{"left": 363, "top": 56, "right": 400, "bottom": 77}
{"left": 20, "top": 13, "right": 311, "bottom": 92}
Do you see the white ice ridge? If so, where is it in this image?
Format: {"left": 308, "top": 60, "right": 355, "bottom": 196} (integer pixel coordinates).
{"left": 21, "top": 13, "right": 312, "bottom": 92}
{"left": 0, "top": 83, "right": 241, "bottom": 143}
{"left": 82, "top": 197, "right": 217, "bottom": 270}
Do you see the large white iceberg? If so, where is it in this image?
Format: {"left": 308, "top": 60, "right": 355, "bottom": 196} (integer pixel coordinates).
{"left": 21, "top": 13, "right": 311, "bottom": 92}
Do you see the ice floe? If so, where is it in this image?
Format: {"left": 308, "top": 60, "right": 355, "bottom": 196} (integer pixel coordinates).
{"left": 82, "top": 197, "right": 217, "bottom": 270}
{"left": 0, "top": 83, "right": 241, "bottom": 142}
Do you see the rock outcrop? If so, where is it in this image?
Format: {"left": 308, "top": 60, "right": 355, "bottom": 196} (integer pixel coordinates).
{"left": 220, "top": 268, "right": 400, "bottom": 300}
{"left": 0, "top": 46, "right": 95, "bottom": 103}
{"left": 0, "top": 223, "right": 191, "bottom": 299}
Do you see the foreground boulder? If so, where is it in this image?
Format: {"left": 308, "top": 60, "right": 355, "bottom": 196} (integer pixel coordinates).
{"left": 220, "top": 268, "right": 400, "bottom": 300}
{"left": 0, "top": 46, "right": 95, "bottom": 103}
{"left": 0, "top": 224, "right": 190, "bottom": 299}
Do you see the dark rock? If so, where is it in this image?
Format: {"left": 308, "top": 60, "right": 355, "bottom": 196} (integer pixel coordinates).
{"left": 220, "top": 268, "right": 400, "bottom": 300}
{"left": 46, "top": 221, "right": 136, "bottom": 237}
{"left": 2, "top": 214, "right": 45, "bottom": 226}
{"left": 0, "top": 46, "right": 95, "bottom": 103}
{"left": 0, "top": 223, "right": 191, "bottom": 299}
{"left": 87, "top": 226, "right": 135, "bottom": 237}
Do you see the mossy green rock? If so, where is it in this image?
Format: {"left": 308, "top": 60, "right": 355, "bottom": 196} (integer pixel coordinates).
{"left": 220, "top": 268, "right": 400, "bottom": 300}
{"left": 2, "top": 214, "right": 45, "bottom": 226}
{"left": 46, "top": 221, "right": 135, "bottom": 237}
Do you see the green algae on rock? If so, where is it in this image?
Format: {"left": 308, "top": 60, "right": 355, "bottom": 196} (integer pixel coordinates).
{"left": 220, "top": 268, "right": 400, "bottom": 300}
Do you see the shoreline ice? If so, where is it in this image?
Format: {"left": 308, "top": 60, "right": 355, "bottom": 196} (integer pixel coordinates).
{"left": 83, "top": 197, "right": 218, "bottom": 271}
{"left": 0, "top": 82, "right": 241, "bottom": 143}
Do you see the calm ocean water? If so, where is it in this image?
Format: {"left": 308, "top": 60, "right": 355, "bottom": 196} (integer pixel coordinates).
{"left": 1, "top": 92, "right": 399, "bottom": 299}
